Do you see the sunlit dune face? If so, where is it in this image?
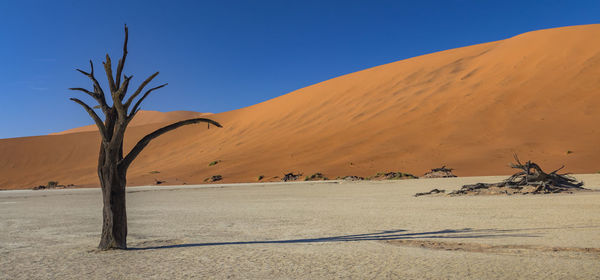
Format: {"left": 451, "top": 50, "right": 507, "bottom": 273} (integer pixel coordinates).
{"left": 2, "top": 24, "right": 600, "bottom": 189}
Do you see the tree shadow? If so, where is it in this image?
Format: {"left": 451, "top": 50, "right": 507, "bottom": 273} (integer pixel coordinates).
{"left": 128, "top": 227, "right": 537, "bottom": 251}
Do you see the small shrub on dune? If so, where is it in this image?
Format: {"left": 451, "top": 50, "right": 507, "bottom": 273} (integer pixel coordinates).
{"left": 204, "top": 175, "right": 223, "bottom": 182}
{"left": 281, "top": 173, "right": 302, "bottom": 182}
{"left": 208, "top": 160, "right": 221, "bottom": 166}
{"left": 305, "top": 173, "right": 328, "bottom": 181}
{"left": 369, "top": 172, "right": 417, "bottom": 180}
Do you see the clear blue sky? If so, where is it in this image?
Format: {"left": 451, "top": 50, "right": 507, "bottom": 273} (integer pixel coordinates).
{"left": 1, "top": 0, "right": 599, "bottom": 139}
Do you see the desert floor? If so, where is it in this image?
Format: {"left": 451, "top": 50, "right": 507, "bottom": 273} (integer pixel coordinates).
{"left": 1, "top": 175, "right": 599, "bottom": 279}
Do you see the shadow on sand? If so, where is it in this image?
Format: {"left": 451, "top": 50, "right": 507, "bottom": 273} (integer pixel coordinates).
{"left": 128, "top": 228, "right": 538, "bottom": 251}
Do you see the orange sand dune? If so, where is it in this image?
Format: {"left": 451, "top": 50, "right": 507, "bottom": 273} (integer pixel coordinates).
{"left": 50, "top": 110, "right": 211, "bottom": 135}
{"left": 2, "top": 24, "right": 600, "bottom": 189}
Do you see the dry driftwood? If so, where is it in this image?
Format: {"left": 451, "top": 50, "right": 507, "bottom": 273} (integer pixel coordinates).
{"left": 449, "top": 155, "right": 584, "bottom": 195}
{"left": 414, "top": 189, "right": 445, "bottom": 197}
{"left": 422, "top": 166, "right": 457, "bottom": 178}
{"left": 416, "top": 155, "right": 586, "bottom": 196}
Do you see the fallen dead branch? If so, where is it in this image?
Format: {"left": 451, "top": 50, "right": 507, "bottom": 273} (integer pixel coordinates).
{"left": 417, "top": 155, "right": 586, "bottom": 196}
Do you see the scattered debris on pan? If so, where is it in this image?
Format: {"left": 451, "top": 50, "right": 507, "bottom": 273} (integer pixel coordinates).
{"left": 369, "top": 172, "right": 417, "bottom": 180}
{"left": 336, "top": 176, "right": 365, "bottom": 181}
{"left": 415, "top": 188, "right": 446, "bottom": 197}
{"left": 416, "top": 155, "right": 588, "bottom": 196}
{"left": 33, "top": 181, "right": 76, "bottom": 190}
{"left": 305, "top": 172, "right": 328, "bottom": 181}
{"left": 421, "top": 166, "right": 457, "bottom": 178}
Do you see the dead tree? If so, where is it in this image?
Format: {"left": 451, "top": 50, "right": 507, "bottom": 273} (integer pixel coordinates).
{"left": 501, "top": 154, "right": 583, "bottom": 191}
{"left": 70, "top": 25, "right": 222, "bottom": 250}
{"left": 416, "top": 155, "right": 585, "bottom": 197}
{"left": 451, "top": 154, "right": 584, "bottom": 195}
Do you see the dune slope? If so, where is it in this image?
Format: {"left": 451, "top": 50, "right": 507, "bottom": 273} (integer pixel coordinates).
{"left": 2, "top": 24, "right": 600, "bottom": 189}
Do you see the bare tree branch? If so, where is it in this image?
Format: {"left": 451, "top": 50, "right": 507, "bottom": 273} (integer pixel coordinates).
{"left": 113, "top": 75, "right": 133, "bottom": 117}
{"left": 115, "top": 24, "right": 128, "bottom": 91}
{"left": 70, "top": 98, "right": 107, "bottom": 141}
{"left": 121, "top": 75, "right": 132, "bottom": 100}
{"left": 128, "top": 83, "right": 167, "bottom": 118}
{"left": 69, "top": 87, "right": 97, "bottom": 99}
{"left": 124, "top": 72, "right": 159, "bottom": 108}
{"left": 75, "top": 60, "right": 109, "bottom": 112}
{"left": 119, "top": 118, "right": 222, "bottom": 169}
{"left": 550, "top": 165, "right": 565, "bottom": 174}
{"left": 103, "top": 54, "right": 117, "bottom": 94}
{"left": 512, "top": 153, "right": 523, "bottom": 167}
{"left": 129, "top": 107, "right": 141, "bottom": 119}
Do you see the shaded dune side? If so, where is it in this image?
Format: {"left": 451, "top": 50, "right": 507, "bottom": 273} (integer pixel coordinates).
{"left": 2, "top": 24, "right": 600, "bottom": 189}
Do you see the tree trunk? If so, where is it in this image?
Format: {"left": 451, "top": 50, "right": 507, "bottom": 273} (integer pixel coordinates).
{"left": 98, "top": 155, "right": 128, "bottom": 250}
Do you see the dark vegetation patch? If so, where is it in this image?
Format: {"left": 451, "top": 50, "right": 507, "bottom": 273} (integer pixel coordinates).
{"left": 204, "top": 175, "right": 223, "bottom": 183}
{"left": 33, "top": 181, "right": 76, "bottom": 190}
{"left": 336, "top": 176, "right": 365, "bottom": 181}
{"left": 208, "top": 160, "right": 222, "bottom": 166}
{"left": 369, "top": 172, "right": 417, "bottom": 180}
{"left": 282, "top": 173, "right": 302, "bottom": 182}
{"left": 305, "top": 173, "right": 328, "bottom": 181}
{"left": 421, "top": 166, "right": 457, "bottom": 178}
